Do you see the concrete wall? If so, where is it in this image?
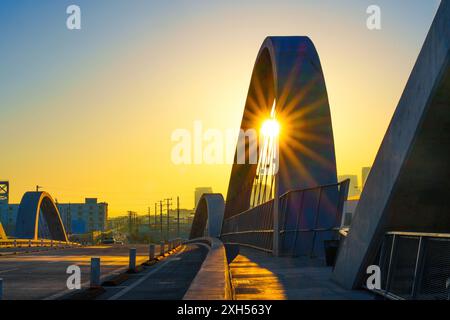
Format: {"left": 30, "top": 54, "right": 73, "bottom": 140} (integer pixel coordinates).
{"left": 333, "top": 1, "right": 450, "bottom": 289}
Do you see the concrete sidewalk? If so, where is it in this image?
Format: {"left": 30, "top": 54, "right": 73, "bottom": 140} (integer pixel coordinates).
{"left": 230, "top": 247, "right": 375, "bottom": 300}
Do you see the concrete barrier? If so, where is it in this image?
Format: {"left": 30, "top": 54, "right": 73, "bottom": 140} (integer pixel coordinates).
{"left": 183, "top": 237, "right": 233, "bottom": 300}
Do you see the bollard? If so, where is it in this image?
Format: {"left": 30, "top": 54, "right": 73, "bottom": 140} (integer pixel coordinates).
{"left": 90, "top": 257, "right": 101, "bottom": 288}
{"left": 13, "top": 239, "right": 17, "bottom": 247}
{"left": 129, "top": 248, "right": 136, "bottom": 272}
{"left": 149, "top": 244, "right": 155, "bottom": 260}
{"left": 0, "top": 278, "right": 3, "bottom": 300}
{"left": 160, "top": 241, "right": 165, "bottom": 256}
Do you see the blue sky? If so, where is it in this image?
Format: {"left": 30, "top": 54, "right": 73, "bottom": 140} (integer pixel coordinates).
{"left": 0, "top": 1, "right": 442, "bottom": 213}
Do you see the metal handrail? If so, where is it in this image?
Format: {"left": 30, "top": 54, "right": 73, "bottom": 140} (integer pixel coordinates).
{"left": 223, "top": 199, "right": 274, "bottom": 221}
{"left": 386, "top": 231, "right": 450, "bottom": 238}
{"left": 278, "top": 181, "right": 346, "bottom": 199}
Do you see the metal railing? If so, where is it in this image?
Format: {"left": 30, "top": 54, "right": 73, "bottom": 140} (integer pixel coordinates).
{"left": 278, "top": 180, "right": 349, "bottom": 257}
{"left": 220, "top": 180, "right": 349, "bottom": 256}
{"left": 221, "top": 199, "right": 274, "bottom": 253}
{"left": 0, "top": 239, "right": 80, "bottom": 248}
{"left": 378, "top": 231, "right": 450, "bottom": 300}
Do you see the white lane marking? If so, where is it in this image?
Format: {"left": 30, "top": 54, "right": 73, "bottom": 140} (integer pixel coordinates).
{"left": 108, "top": 246, "right": 187, "bottom": 300}
{"left": 0, "top": 268, "right": 19, "bottom": 274}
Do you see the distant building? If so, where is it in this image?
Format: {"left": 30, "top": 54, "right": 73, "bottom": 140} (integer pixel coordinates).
{"left": 341, "top": 199, "right": 359, "bottom": 227}
{"left": 0, "top": 181, "right": 9, "bottom": 204}
{"left": 338, "top": 175, "right": 360, "bottom": 198}
{"left": 194, "top": 187, "right": 213, "bottom": 209}
{"left": 57, "top": 198, "right": 108, "bottom": 234}
{"left": 0, "top": 203, "right": 18, "bottom": 235}
{"left": 361, "top": 167, "right": 371, "bottom": 189}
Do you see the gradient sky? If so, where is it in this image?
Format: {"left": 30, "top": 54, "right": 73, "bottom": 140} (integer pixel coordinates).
{"left": 0, "top": 0, "right": 441, "bottom": 215}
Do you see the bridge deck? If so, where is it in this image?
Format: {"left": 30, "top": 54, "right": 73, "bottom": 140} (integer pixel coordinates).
{"left": 0, "top": 244, "right": 153, "bottom": 300}
{"left": 230, "top": 247, "right": 375, "bottom": 300}
{"left": 97, "top": 244, "right": 208, "bottom": 300}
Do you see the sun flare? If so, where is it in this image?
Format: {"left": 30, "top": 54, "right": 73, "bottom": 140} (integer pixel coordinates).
{"left": 261, "top": 119, "right": 280, "bottom": 137}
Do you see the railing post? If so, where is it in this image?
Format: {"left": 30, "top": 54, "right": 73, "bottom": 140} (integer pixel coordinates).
{"left": 90, "top": 257, "right": 101, "bottom": 288}
{"left": 40, "top": 239, "right": 43, "bottom": 247}
{"left": 129, "top": 248, "right": 136, "bottom": 271}
{"left": 149, "top": 244, "right": 155, "bottom": 260}
{"left": 160, "top": 241, "right": 165, "bottom": 256}
{"left": 411, "top": 236, "right": 425, "bottom": 299}
{"left": 28, "top": 239, "right": 31, "bottom": 247}
{"left": 13, "top": 239, "right": 17, "bottom": 248}
{"left": 272, "top": 174, "right": 280, "bottom": 256}
{"left": 385, "top": 234, "right": 397, "bottom": 292}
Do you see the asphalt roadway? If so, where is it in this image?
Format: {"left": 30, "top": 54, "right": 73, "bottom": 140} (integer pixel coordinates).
{"left": 97, "top": 243, "right": 208, "bottom": 300}
{"left": 0, "top": 244, "right": 153, "bottom": 300}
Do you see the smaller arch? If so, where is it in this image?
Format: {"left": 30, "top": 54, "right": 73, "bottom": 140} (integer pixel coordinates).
{"left": 189, "top": 194, "right": 225, "bottom": 239}
{"left": 0, "top": 222, "right": 6, "bottom": 240}
{"left": 15, "top": 191, "right": 68, "bottom": 241}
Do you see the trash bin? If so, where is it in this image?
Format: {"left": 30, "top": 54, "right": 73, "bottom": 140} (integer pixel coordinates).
{"left": 324, "top": 240, "right": 340, "bottom": 267}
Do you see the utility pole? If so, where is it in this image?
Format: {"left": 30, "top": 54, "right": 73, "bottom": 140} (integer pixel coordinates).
{"left": 154, "top": 203, "right": 157, "bottom": 224}
{"left": 36, "top": 185, "right": 43, "bottom": 192}
{"left": 159, "top": 200, "right": 163, "bottom": 241}
{"left": 164, "top": 198, "right": 172, "bottom": 241}
{"left": 177, "top": 196, "right": 180, "bottom": 238}
{"left": 148, "top": 207, "right": 151, "bottom": 229}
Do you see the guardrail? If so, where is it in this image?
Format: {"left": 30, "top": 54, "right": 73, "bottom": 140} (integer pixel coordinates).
{"left": 0, "top": 239, "right": 81, "bottom": 248}
{"left": 221, "top": 199, "right": 274, "bottom": 253}
{"left": 221, "top": 180, "right": 349, "bottom": 256}
{"left": 279, "top": 180, "right": 349, "bottom": 257}
{"left": 377, "top": 231, "right": 450, "bottom": 300}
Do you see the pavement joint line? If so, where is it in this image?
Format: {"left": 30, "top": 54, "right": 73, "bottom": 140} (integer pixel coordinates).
{"left": 108, "top": 245, "right": 187, "bottom": 300}
{"left": 0, "top": 268, "right": 19, "bottom": 274}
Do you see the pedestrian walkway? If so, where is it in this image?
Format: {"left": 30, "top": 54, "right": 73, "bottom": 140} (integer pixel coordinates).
{"left": 229, "top": 247, "right": 375, "bottom": 300}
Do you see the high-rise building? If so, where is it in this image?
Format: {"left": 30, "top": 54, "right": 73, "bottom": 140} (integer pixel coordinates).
{"left": 338, "top": 175, "right": 360, "bottom": 198}
{"left": 194, "top": 187, "right": 213, "bottom": 209}
{"left": 361, "top": 167, "right": 372, "bottom": 189}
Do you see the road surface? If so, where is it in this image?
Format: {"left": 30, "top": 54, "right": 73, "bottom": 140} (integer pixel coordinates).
{"left": 0, "top": 244, "right": 154, "bottom": 300}
{"left": 97, "top": 243, "right": 208, "bottom": 300}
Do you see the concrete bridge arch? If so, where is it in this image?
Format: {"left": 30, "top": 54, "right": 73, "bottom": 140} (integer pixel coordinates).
{"left": 15, "top": 191, "right": 68, "bottom": 241}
